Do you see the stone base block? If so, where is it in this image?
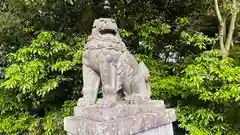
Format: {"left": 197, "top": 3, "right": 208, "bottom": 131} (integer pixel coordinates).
{"left": 136, "top": 123, "right": 173, "bottom": 135}
{"left": 64, "top": 100, "right": 176, "bottom": 135}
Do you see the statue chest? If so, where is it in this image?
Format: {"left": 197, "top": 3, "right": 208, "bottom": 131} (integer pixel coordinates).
{"left": 84, "top": 39, "right": 126, "bottom": 52}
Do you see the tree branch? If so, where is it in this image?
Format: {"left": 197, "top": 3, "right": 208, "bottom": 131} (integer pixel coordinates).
{"left": 223, "top": 17, "right": 227, "bottom": 42}
{"left": 214, "top": 0, "right": 223, "bottom": 22}
{"left": 214, "top": 0, "right": 227, "bottom": 57}
{"left": 225, "top": 0, "right": 238, "bottom": 52}
{"left": 223, "top": 0, "right": 228, "bottom": 42}
{"left": 219, "top": 22, "right": 226, "bottom": 56}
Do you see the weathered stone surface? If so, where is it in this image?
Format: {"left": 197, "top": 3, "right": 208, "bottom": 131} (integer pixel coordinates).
{"left": 74, "top": 100, "right": 165, "bottom": 122}
{"left": 64, "top": 101, "right": 176, "bottom": 135}
{"left": 136, "top": 123, "right": 174, "bottom": 135}
{"left": 77, "top": 17, "right": 152, "bottom": 109}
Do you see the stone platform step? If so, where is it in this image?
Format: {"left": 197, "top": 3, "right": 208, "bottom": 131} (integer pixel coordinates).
{"left": 64, "top": 100, "right": 176, "bottom": 135}
{"left": 74, "top": 100, "right": 165, "bottom": 122}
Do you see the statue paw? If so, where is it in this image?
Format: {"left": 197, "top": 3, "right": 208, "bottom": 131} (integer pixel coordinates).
{"left": 96, "top": 97, "right": 117, "bottom": 108}
{"left": 125, "top": 94, "right": 144, "bottom": 104}
{"left": 77, "top": 97, "right": 95, "bottom": 107}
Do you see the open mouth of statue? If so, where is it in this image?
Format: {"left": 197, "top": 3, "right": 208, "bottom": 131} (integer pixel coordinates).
{"left": 99, "top": 29, "right": 116, "bottom": 35}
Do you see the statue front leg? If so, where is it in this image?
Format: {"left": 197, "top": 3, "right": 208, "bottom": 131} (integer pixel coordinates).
{"left": 77, "top": 64, "right": 100, "bottom": 107}
{"left": 97, "top": 50, "right": 120, "bottom": 108}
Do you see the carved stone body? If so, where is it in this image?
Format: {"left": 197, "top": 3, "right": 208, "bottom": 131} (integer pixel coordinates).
{"left": 78, "top": 18, "right": 151, "bottom": 108}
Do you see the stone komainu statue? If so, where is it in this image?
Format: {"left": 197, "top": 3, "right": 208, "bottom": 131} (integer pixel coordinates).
{"left": 78, "top": 18, "right": 151, "bottom": 108}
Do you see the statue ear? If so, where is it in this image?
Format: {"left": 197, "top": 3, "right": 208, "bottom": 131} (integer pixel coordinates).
{"left": 92, "top": 19, "right": 99, "bottom": 28}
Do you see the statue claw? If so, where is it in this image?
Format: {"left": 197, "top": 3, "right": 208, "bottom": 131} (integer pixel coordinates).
{"left": 125, "top": 94, "right": 144, "bottom": 104}
{"left": 77, "top": 97, "right": 95, "bottom": 108}
{"left": 96, "top": 97, "right": 117, "bottom": 108}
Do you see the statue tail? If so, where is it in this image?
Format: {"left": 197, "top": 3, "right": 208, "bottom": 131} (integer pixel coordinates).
{"left": 138, "top": 61, "right": 150, "bottom": 79}
{"left": 138, "top": 61, "right": 152, "bottom": 98}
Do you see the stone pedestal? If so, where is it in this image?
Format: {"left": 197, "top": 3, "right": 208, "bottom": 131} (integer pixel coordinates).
{"left": 64, "top": 100, "right": 176, "bottom": 135}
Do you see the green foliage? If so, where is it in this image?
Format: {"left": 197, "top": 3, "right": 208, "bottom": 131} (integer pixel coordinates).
{"left": 181, "top": 31, "right": 217, "bottom": 50}
{"left": 161, "top": 50, "right": 240, "bottom": 134}
{"left": 43, "top": 100, "right": 76, "bottom": 135}
{"left": 2, "top": 32, "right": 85, "bottom": 98}
{"left": 177, "top": 107, "right": 235, "bottom": 135}
{"left": 181, "top": 50, "right": 240, "bottom": 103}
{"left": 0, "top": 112, "right": 42, "bottom": 135}
{"left": 0, "top": 100, "right": 76, "bottom": 135}
{"left": 120, "top": 22, "right": 171, "bottom": 54}
{"left": 136, "top": 23, "right": 171, "bottom": 52}
{"left": 0, "top": 31, "right": 85, "bottom": 134}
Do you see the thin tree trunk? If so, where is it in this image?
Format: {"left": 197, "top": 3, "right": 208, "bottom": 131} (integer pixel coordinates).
{"left": 214, "top": 0, "right": 227, "bottom": 57}
{"left": 219, "top": 22, "right": 228, "bottom": 57}
{"left": 223, "top": 0, "right": 228, "bottom": 42}
{"left": 225, "top": 0, "right": 238, "bottom": 52}
{"left": 214, "top": 0, "right": 223, "bottom": 22}
{"left": 214, "top": 0, "right": 238, "bottom": 58}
